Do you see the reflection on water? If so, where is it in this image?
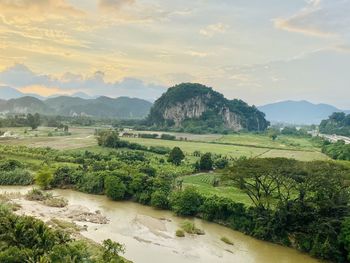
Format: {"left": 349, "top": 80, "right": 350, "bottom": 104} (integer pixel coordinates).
{"left": 0, "top": 186, "right": 319, "bottom": 263}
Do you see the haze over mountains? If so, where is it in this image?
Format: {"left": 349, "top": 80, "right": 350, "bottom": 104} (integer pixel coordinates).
{"left": 0, "top": 86, "right": 348, "bottom": 124}
{"left": 258, "top": 100, "right": 350, "bottom": 125}
{"left": 0, "top": 86, "right": 95, "bottom": 100}
{"left": 0, "top": 94, "right": 152, "bottom": 119}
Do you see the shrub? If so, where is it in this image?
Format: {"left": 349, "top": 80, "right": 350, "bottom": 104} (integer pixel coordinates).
{"left": 214, "top": 157, "right": 229, "bottom": 169}
{"left": 25, "top": 188, "right": 52, "bottom": 201}
{"left": 180, "top": 220, "right": 205, "bottom": 235}
{"left": 175, "top": 229, "right": 185, "bottom": 237}
{"left": 149, "top": 146, "right": 171, "bottom": 155}
{"left": 139, "top": 133, "right": 158, "bottom": 139}
{"left": 43, "top": 197, "right": 68, "bottom": 208}
{"left": 49, "top": 241, "right": 91, "bottom": 262}
{"left": 102, "top": 239, "right": 125, "bottom": 262}
{"left": 199, "top": 152, "right": 213, "bottom": 171}
{"left": 170, "top": 187, "right": 203, "bottom": 216}
{"left": 0, "top": 169, "right": 33, "bottom": 185}
{"left": 78, "top": 172, "right": 105, "bottom": 194}
{"left": 52, "top": 166, "right": 82, "bottom": 187}
{"left": 0, "top": 159, "right": 24, "bottom": 171}
{"left": 104, "top": 176, "right": 126, "bottom": 201}
{"left": 150, "top": 190, "right": 169, "bottom": 209}
{"left": 35, "top": 167, "right": 53, "bottom": 189}
{"left": 160, "top": 134, "right": 176, "bottom": 140}
{"left": 139, "top": 165, "right": 156, "bottom": 177}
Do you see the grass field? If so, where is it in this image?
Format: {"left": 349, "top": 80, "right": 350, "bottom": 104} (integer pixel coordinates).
{"left": 215, "top": 133, "right": 320, "bottom": 151}
{"left": 124, "top": 137, "right": 328, "bottom": 161}
{"left": 180, "top": 173, "right": 252, "bottom": 205}
{"left": 0, "top": 126, "right": 329, "bottom": 161}
{"left": 0, "top": 127, "right": 96, "bottom": 149}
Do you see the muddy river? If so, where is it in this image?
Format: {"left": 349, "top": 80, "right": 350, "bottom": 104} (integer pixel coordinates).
{"left": 0, "top": 186, "right": 320, "bottom": 263}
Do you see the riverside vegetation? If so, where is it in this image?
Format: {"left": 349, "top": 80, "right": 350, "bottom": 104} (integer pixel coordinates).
{"left": 0, "top": 202, "right": 128, "bottom": 262}
{"left": 0, "top": 129, "right": 350, "bottom": 262}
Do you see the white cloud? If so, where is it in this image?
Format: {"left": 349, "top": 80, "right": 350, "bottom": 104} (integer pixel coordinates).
{"left": 185, "top": 50, "right": 208, "bottom": 58}
{"left": 199, "top": 23, "right": 230, "bottom": 37}
{"left": 274, "top": 0, "right": 350, "bottom": 38}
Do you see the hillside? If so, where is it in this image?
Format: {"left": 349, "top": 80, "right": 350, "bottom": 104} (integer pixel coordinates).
{"left": 148, "top": 83, "right": 269, "bottom": 133}
{"left": 0, "top": 96, "right": 50, "bottom": 114}
{"left": 258, "top": 100, "right": 346, "bottom": 125}
{"left": 0, "top": 96, "right": 152, "bottom": 119}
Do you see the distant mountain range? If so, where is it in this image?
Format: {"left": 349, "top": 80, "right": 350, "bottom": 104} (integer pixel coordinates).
{"left": 258, "top": 100, "right": 350, "bottom": 125}
{"left": 1, "top": 86, "right": 348, "bottom": 123}
{"left": 0, "top": 86, "right": 95, "bottom": 100}
{"left": 0, "top": 95, "right": 152, "bottom": 119}
{"left": 0, "top": 86, "right": 152, "bottom": 119}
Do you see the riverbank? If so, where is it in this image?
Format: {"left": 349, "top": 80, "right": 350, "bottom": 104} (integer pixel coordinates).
{"left": 0, "top": 186, "right": 320, "bottom": 263}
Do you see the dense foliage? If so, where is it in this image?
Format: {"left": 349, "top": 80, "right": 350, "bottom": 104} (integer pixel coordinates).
{"left": 320, "top": 112, "right": 350, "bottom": 136}
{"left": 147, "top": 83, "right": 269, "bottom": 133}
{"left": 223, "top": 158, "right": 350, "bottom": 261}
{"left": 97, "top": 130, "right": 171, "bottom": 155}
{"left": 322, "top": 140, "right": 350, "bottom": 160}
{"left": 0, "top": 160, "right": 33, "bottom": 185}
{"left": 0, "top": 113, "right": 41, "bottom": 129}
{"left": 0, "top": 205, "right": 127, "bottom": 262}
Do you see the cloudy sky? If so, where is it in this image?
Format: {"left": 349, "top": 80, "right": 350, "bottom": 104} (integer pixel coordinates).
{"left": 0, "top": 0, "right": 349, "bottom": 108}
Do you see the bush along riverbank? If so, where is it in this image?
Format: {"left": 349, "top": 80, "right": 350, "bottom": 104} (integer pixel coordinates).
{"left": 0, "top": 200, "right": 129, "bottom": 263}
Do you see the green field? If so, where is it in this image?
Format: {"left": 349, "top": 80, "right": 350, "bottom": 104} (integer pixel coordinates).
{"left": 0, "top": 127, "right": 96, "bottom": 149}
{"left": 0, "top": 126, "right": 329, "bottom": 161}
{"left": 180, "top": 173, "right": 252, "bottom": 205}
{"left": 124, "top": 137, "right": 328, "bottom": 161}
{"left": 215, "top": 133, "right": 320, "bottom": 151}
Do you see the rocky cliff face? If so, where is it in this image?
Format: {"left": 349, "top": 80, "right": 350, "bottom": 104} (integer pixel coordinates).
{"left": 162, "top": 93, "right": 242, "bottom": 131}
{"left": 221, "top": 107, "right": 242, "bottom": 131}
{"left": 164, "top": 96, "right": 208, "bottom": 126}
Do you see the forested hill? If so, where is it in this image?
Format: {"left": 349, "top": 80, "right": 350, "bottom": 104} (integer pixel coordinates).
{"left": 147, "top": 83, "right": 269, "bottom": 133}
{"left": 0, "top": 96, "right": 152, "bottom": 119}
{"left": 320, "top": 112, "right": 350, "bottom": 136}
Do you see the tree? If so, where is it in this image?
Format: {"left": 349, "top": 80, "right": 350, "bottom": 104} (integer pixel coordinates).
{"left": 36, "top": 167, "right": 53, "bottom": 190}
{"left": 170, "top": 187, "right": 203, "bottom": 216}
{"left": 104, "top": 176, "right": 126, "bottom": 201}
{"left": 150, "top": 190, "right": 169, "bottom": 209}
{"left": 168, "top": 147, "right": 185, "bottom": 165}
{"left": 102, "top": 239, "right": 125, "bottom": 262}
{"left": 225, "top": 158, "right": 299, "bottom": 210}
{"left": 27, "top": 113, "right": 41, "bottom": 130}
{"left": 199, "top": 152, "right": 213, "bottom": 171}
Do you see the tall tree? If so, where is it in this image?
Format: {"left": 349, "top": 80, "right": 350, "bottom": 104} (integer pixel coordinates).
{"left": 168, "top": 147, "right": 185, "bottom": 165}
{"left": 27, "top": 113, "right": 41, "bottom": 130}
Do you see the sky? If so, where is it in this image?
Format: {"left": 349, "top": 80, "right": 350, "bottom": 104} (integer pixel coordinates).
{"left": 0, "top": 0, "right": 349, "bottom": 108}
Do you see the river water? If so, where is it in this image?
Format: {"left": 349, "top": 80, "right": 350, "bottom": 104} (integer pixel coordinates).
{"left": 0, "top": 186, "right": 320, "bottom": 263}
